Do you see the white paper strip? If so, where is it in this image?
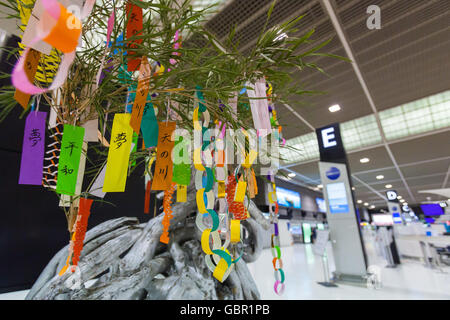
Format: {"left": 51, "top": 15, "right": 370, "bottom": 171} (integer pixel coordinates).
{"left": 228, "top": 91, "right": 238, "bottom": 121}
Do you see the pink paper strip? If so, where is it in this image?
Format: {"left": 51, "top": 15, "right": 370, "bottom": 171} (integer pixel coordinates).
{"left": 246, "top": 79, "right": 271, "bottom": 138}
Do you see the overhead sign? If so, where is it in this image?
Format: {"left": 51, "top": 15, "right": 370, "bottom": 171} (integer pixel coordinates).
{"left": 316, "top": 123, "right": 346, "bottom": 163}
{"left": 386, "top": 190, "right": 398, "bottom": 202}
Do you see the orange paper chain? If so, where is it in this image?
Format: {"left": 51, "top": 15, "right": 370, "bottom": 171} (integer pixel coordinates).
{"left": 160, "top": 182, "right": 176, "bottom": 244}
{"left": 71, "top": 198, "right": 93, "bottom": 268}
{"left": 226, "top": 174, "right": 247, "bottom": 220}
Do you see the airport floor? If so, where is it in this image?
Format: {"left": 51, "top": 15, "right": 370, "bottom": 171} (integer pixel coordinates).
{"left": 247, "top": 240, "right": 450, "bottom": 300}
{"left": 1, "top": 236, "right": 450, "bottom": 300}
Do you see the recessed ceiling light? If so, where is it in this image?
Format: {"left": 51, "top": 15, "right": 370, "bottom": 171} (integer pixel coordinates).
{"left": 385, "top": 184, "right": 392, "bottom": 188}
{"left": 357, "top": 200, "right": 362, "bottom": 204}
{"left": 328, "top": 104, "right": 341, "bottom": 112}
{"left": 370, "top": 205, "right": 375, "bottom": 209}
{"left": 397, "top": 196, "right": 402, "bottom": 199}
{"left": 352, "top": 187, "right": 355, "bottom": 191}
{"left": 364, "top": 202, "right": 369, "bottom": 206}
{"left": 376, "top": 175, "right": 384, "bottom": 180}
{"left": 288, "top": 172, "right": 296, "bottom": 178}
{"left": 400, "top": 199, "right": 405, "bottom": 203}
{"left": 317, "top": 184, "right": 323, "bottom": 188}
{"left": 360, "top": 157, "right": 370, "bottom": 163}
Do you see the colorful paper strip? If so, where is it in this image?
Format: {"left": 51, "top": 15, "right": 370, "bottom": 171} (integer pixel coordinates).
{"left": 19, "top": 111, "right": 47, "bottom": 185}
{"left": 56, "top": 125, "right": 85, "bottom": 195}
{"left": 103, "top": 113, "right": 134, "bottom": 192}
{"left": 130, "top": 56, "right": 151, "bottom": 134}
{"left": 151, "top": 121, "right": 176, "bottom": 190}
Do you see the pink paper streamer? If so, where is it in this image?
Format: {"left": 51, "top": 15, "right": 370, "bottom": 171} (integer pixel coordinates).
{"left": 95, "top": 9, "right": 115, "bottom": 86}
{"left": 12, "top": 0, "right": 97, "bottom": 95}
{"left": 246, "top": 78, "right": 271, "bottom": 138}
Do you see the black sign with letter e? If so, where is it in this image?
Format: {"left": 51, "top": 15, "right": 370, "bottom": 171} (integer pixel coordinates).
{"left": 316, "top": 123, "right": 346, "bottom": 163}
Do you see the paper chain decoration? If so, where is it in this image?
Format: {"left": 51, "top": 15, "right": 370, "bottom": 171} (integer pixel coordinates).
{"left": 193, "top": 88, "right": 239, "bottom": 283}
{"left": 268, "top": 180, "right": 285, "bottom": 295}
{"left": 160, "top": 182, "right": 176, "bottom": 244}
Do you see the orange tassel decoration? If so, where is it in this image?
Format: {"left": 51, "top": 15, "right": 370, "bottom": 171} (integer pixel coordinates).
{"left": 160, "top": 182, "right": 176, "bottom": 244}
{"left": 226, "top": 174, "right": 248, "bottom": 220}
{"left": 71, "top": 198, "right": 93, "bottom": 268}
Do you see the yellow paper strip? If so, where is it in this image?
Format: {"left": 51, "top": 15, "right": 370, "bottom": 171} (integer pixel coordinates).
{"left": 177, "top": 184, "right": 187, "bottom": 202}
{"left": 213, "top": 258, "right": 229, "bottom": 282}
{"left": 217, "top": 181, "right": 225, "bottom": 198}
{"left": 102, "top": 113, "right": 134, "bottom": 192}
{"left": 242, "top": 150, "right": 258, "bottom": 168}
{"left": 196, "top": 188, "right": 207, "bottom": 213}
{"left": 230, "top": 219, "right": 240, "bottom": 243}
{"left": 234, "top": 181, "right": 247, "bottom": 203}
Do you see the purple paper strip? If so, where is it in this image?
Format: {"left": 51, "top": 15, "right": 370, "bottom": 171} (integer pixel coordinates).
{"left": 274, "top": 223, "right": 279, "bottom": 236}
{"left": 19, "top": 111, "right": 47, "bottom": 185}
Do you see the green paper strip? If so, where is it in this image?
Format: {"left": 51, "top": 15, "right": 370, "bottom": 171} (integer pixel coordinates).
{"left": 212, "top": 249, "right": 232, "bottom": 267}
{"left": 131, "top": 132, "right": 138, "bottom": 167}
{"left": 207, "top": 209, "right": 220, "bottom": 232}
{"left": 204, "top": 167, "right": 214, "bottom": 192}
{"left": 172, "top": 134, "right": 191, "bottom": 185}
{"left": 56, "top": 125, "right": 85, "bottom": 195}
{"left": 141, "top": 102, "right": 159, "bottom": 148}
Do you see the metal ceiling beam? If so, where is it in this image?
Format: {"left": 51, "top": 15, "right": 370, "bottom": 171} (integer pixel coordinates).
{"left": 442, "top": 163, "right": 450, "bottom": 188}
{"left": 281, "top": 103, "right": 316, "bottom": 131}
{"left": 351, "top": 174, "right": 386, "bottom": 201}
{"left": 316, "top": 0, "right": 418, "bottom": 202}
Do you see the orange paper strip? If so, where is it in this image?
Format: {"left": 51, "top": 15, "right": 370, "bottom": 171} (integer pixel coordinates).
{"left": 151, "top": 121, "right": 176, "bottom": 191}
{"left": 42, "top": 3, "right": 81, "bottom": 53}
{"left": 129, "top": 56, "right": 151, "bottom": 134}
{"left": 14, "top": 48, "right": 41, "bottom": 109}
{"left": 126, "top": 0, "right": 143, "bottom": 71}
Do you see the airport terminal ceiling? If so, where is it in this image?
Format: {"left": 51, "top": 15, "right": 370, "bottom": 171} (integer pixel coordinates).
{"left": 189, "top": 0, "right": 450, "bottom": 209}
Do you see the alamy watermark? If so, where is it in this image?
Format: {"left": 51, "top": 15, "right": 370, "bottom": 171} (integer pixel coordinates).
{"left": 366, "top": 5, "right": 381, "bottom": 30}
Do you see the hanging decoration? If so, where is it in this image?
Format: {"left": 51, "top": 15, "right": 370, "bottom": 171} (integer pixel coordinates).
{"left": 42, "top": 123, "right": 63, "bottom": 189}
{"left": 151, "top": 121, "right": 176, "bottom": 190}
{"left": 19, "top": 110, "right": 47, "bottom": 185}
{"left": 59, "top": 197, "right": 93, "bottom": 275}
{"left": 125, "top": 0, "right": 143, "bottom": 71}
{"left": 102, "top": 113, "right": 134, "bottom": 192}
{"left": 55, "top": 125, "right": 85, "bottom": 196}
{"left": 160, "top": 182, "right": 176, "bottom": 244}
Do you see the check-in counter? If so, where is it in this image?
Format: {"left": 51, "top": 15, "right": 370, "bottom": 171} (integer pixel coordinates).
{"left": 394, "top": 224, "right": 450, "bottom": 259}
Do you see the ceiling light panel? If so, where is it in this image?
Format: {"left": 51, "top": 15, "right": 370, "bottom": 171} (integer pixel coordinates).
{"left": 281, "top": 132, "right": 319, "bottom": 163}
{"left": 281, "top": 90, "right": 450, "bottom": 165}
{"left": 340, "top": 114, "right": 382, "bottom": 150}
{"left": 380, "top": 90, "right": 450, "bottom": 140}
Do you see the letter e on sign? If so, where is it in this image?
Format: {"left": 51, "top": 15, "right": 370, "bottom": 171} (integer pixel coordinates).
{"left": 321, "top": 127, "right": 337, "bottom": 148}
